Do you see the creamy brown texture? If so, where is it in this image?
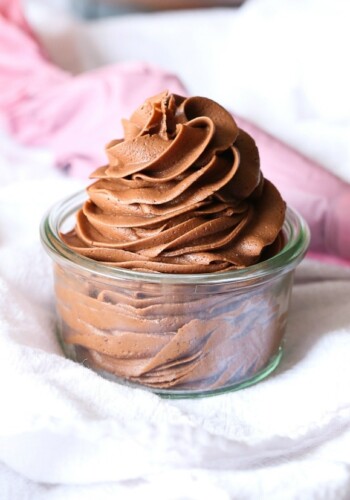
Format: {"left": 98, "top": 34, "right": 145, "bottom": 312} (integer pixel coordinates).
{"left": 57, "top": 92, "right": 288, "bottom": 391}
{"left": 61, "top": 91, "right": 286, "bottom": 273}
{"left": 55, "top": 264, "right": 291, "bottom": 390}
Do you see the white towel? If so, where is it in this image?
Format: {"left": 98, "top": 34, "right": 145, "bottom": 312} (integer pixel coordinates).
{"left": 2, "top": 0, "right": 350, "bottom": 496}
{"left": 1, "top": 131, "right": 350, "bottom": 499}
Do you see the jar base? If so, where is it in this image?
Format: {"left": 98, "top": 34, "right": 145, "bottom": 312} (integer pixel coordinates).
{"left": 150, "top": 347, "right": 283, "bottom": 399}
{"left": 58, "top": 326, "right": 283, "bottom": 399}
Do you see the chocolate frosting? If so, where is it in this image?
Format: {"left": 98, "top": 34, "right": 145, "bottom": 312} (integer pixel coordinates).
{"left": 57, "top": 92, "right": 288, "bottom": 391}
{"left": 56, "top": 267, "right": 288, "bottom": 390}
{"left": 62, "top": 91, "right": 286, "bottom": 273}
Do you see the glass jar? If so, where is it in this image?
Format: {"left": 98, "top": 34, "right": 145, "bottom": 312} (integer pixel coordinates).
{"left": 40, "top": 190, "right": 309, "bottom": 398}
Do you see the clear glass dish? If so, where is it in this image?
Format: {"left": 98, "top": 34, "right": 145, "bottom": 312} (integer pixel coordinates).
{"left": 40, "top": 190, "right": 310, "bottom": 398}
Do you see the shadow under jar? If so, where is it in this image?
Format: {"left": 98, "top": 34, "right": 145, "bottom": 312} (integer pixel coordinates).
{"left": 41, "top": 191, "right": 309, "bottom": 398}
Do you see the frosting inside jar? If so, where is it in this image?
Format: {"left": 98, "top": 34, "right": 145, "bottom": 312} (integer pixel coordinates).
{"left": 61, "top": 91, "right": 286, "bottom": 273}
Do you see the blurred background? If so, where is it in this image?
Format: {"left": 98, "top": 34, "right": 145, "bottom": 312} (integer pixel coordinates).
{"left": 21, "top": 0, "right": 350, "bottom": 185}
{"left": 25, "top": 0, "right": 245, "bottom": 18}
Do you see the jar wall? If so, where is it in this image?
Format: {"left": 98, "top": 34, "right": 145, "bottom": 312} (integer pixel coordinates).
{"left": 53, "top": 262, "right": 294, "bottom": 396}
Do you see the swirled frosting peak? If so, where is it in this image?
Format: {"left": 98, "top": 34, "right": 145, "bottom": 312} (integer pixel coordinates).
{"left": 62, "top": 91, "right": 286, "bottom": 273}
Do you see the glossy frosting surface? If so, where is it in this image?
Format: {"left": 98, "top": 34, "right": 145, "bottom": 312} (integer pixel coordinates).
{"left": 62, "top": 91, "right": 286, "bottom": 273}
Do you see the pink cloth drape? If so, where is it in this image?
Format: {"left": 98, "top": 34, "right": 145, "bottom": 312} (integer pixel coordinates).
{"left": 236, "top": 117, "right": 350, "bottom": 263}
{"left": 1, "top": 0, "right": 349, "bottom": 262}
{"left": 0, "top": 0, "right": 185, "bottom": 175}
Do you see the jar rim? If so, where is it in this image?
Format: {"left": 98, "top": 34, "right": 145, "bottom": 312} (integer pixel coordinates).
{"left": 40, "top": 189, "right": 310, "bottom": 285}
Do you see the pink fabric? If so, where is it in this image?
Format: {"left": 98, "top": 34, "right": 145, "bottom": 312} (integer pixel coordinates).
{"left": 0, "top": 0, "right": 185, "bottom": 176}
{"left": 236, "top": 117, "right": 350, "bottom": 262}
{"left": 1, "top": 1, "right": 350, "bottom": 262}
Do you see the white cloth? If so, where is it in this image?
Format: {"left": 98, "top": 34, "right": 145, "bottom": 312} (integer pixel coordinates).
{"left": 1, "top": 0, "right": 350, "bottom": 497}
{"left": 1, "top": 132, "right": 350, "bottom": 499}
